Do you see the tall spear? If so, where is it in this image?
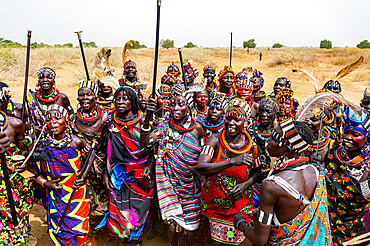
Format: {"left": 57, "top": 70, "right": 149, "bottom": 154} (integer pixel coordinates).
{"left": 229, "top": 32, "right": 233, "bottom": 67}
{"left": 151, "top": 0, "right": 162, "bottom": 98}
{"left": 178, "top": 48, "right": 186, "bottom": 87}
{"left": 75, "top": 31, "right": 90, "bottom": 81}
{"left": 21, "top": 31, "right": 32, "bottom": 123}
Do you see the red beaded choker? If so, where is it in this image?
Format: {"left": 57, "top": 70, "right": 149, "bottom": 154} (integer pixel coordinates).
{"left": 169, "top": 117, "right": 196, "bottom": 133}
{"left": 35, "top": 88, "right": 60, "bottom": 103}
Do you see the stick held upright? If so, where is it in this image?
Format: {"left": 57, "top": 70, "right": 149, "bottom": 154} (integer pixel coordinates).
{"left": 178, "top": 48, "right": 186, "bottom": 87}
{"left": 229, "top": 32, "right": 233, "bottom": 67}
{"left": 151, "top": 0, "right": 162, "bottom": 98}
{"left": 21, "top": 31, "right": 32, "bottom": 123}
{"left": 75, "top": 31, "right": 90, "bottom": 81}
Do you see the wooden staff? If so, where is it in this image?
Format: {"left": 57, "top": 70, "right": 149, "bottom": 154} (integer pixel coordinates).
{"left": 75, "top": 31, "right": 90, "bottom": 81}
{"left": 55, "top": 142, "right": 95, "bottom": 234}
{"left": 0, "top": 127, "right": 21, "bottom": 236}
{"left": 151, "top": 0, "right": 162, "bottom": 98}
{"left": 178, "top": 48, "right": 186, "bottom": 87}
{"left": 229, "top": 32, "right": 233, "bottom": 67}
{"left": 21, "top": 31, "right": 32, "bottom": 123}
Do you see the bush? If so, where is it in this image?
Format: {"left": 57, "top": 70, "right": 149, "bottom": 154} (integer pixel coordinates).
{"left": 272, "top": 43, "right": 284, "bottom": 48}
{"left": 357, "top": 40, "right": 370, "bottom": 49}
{"left": 54, "top": 43, "right": 74, "bottom": 48}
{"left": 243, "top": 39, "right": 256, "bottom": 49}
{"left": 82, "top": 42, "right": 97, "bottom": 48}
{"left": 320, "top": 39, "right": 332, "bottom": 49}
{"left": 160, "top": 39, "right": 175, "bottom": 49}
{"left": 132, "top": 40, "right": 147, "bottom": 49}
{"left": 0, "top": 38, "right": 24, "bottom": 48}
{"left": 184, "top": 42, "right": 197, "bottom": 48}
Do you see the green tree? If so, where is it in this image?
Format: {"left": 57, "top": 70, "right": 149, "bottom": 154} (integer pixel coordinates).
{"left": 132, "top": 40, "right": 147, "bottom": 49}
{"left": 54, "top": 43, "right": 74, "bottom": 48}
{"left": 320, "top": 39, "right": 332, "bottom": 49}
{"left": 272, "top": 43, "right": 284, "bottom": 48}
{"left": 243, "top": 39, "right": 256, "bottom": 49}
{"left": 160, "top": 39, "right": 175, "bottom": 49}
{"left": 184, "top": 42, "right": 197, "bottom": 48}
{"left": 357, "top": 40, "right": 370, "bottom": 49}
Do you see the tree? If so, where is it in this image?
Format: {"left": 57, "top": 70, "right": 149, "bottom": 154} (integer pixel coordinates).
{"left": 243, "top": 39, "right": 256, "bottom": 49}
{"left": 160, "top": 39, "right": 175, "bottom": 49}
{"left": 0, "top": 38, "right": 23, "bottom": 48}
{"left": 184, "top": 42, "right": 197, "bottom": 48}
{"left": 357, "top": 40, "right": 370, "bottom": 49}
{"left": 54, "top": 43, "right": 74, "bottom": 48}
{"left": 132, "top": 40, "right": 147, "bottom": 49}
{"left": 320, "top": 39, "right": 332, "bottom": 49}
{"left": 272, "top": 43, "right": 284, "bottom": 48}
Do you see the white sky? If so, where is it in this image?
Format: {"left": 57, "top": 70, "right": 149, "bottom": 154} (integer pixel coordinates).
{"left": 1, "top": 0, "right": 369, "bottom": 48}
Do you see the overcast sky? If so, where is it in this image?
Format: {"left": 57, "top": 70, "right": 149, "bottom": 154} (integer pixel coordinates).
{"left": 1, "top": 0, "right": 369, "bottom": 48}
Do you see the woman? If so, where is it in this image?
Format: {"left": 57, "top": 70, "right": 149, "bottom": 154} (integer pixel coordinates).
{"left": 325, "top": 107, "right": 370, "bottom": 245}
{"left": 36, "top": 104, "right": 92, "bottom": 246}
{"left": 140, "top": 86, "right": 204, "bottom": 246}
{"left": 196, "top": 98, "right": 261, "bottom": 245}
{"left": 99, "top": 86, "right": 153, "bottom": 245}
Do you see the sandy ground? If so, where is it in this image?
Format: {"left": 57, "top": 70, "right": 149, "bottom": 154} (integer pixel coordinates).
{"left": 2, "top": 47, "right": 368, "bottom": 245}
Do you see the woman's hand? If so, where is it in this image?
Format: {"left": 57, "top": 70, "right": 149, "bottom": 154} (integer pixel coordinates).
{"left": 229, "top": 182, "right": 249, "bottom": 200}
{"left": 142, "top": 166, "right": 152, "bottom": 180}
{"left": 44, "top": 178, "right": 63, "bottom": 191}
{"left": 103, "top": 171, "right": 113, "bottom": 190}
{"left": 231, "top": 153, "right": 253, "bottom": 166}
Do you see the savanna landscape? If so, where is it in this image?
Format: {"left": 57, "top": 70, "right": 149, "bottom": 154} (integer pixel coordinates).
{"left": 1, "top": 46, "right": 370, "bottom": 245}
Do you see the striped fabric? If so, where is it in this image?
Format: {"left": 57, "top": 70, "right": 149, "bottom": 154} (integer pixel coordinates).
{"left": 78, "top": 80, "right": 99, "bottom": 97}
{"left": 280, "top": 119, "right": 310, "bottom": 154}
{"left": 155, "top": 120, "right": 202, "bottom": 231}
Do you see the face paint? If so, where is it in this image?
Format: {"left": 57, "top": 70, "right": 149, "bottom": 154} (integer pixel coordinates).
{"left": 237, "top": 86, "right": 252, "bottom": 99}
{"left": 158, "top": 97, "right": 170, "bottom": 111}
{"left": 279, "top": 98, "right": 293, "bottom": 116}
{"left": 195, "top": 93, "right": 209, "bottom": 107}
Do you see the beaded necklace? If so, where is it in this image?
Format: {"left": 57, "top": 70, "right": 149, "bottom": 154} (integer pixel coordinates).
{"left": 0, "top": 110, "right": 9, "bottom": 131}
{"left": 202, "top": 118, "right": 224, "bottom": 132}
{"left": 76, "top": 106, "right": 102, "bottom": 125}
{"left": 169, "top": 117, "right": 196, "bottom": 133}
{"left": 255, "top": 124, "right": 271, "bottom": 141}
{"left": 35, "top": 88, "right": 60, "bottom": 104}
{"left": 336, "top": 145, "right": 370, "bottom": 181}
{"left": 44, "top": 126, "right": 72, "bottom": 149}
{"left": 309, "top": 129, "right": 330, "bottom": 152}
{"left": 111, "top": 110, "right": 142, "bottom": 133}
{"left": 219, "top": 128, "right": 252, "bottom": 155}
{"left": 271, "top": 156, "right": 310, "bottom": 174}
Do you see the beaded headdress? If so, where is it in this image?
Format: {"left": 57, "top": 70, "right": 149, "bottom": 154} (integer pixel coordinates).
{"left": 209, "top": 92, "right": 228, "bottom": 110}
{"left": 45, "top": 104, "right": 68, "bottom": 120}
{"left": 235, "top": 72, "right": 248, "bottom": 81}
{"left": 203, "top": 64, "right": 216, "bottom": 72}
{"left": 225, "top": 98, "right": 252, "bottom": 119}
{"left": 156, "top": 84, "right": 172, "bottom": 99}
{"left": 167, "top": 62, "right": 180, "bottom": 77}
{"left": 78, "top": 80, "right": 99, "bottom": 97}
{"left": 343, "top": 107, "right": 370, "bottom": 137}
{"left": 218, "top": 66, "right": 235, "bottom": 81}
{"left": 184, "top": 61, "right": 199, "bottom": 78}
{"left": 259, "top": 97, "right": 279, "bottom": 112}
{"left": 249, "top": 69, "right": 264, "bottom": 87}
{"left": 37, "top": 67, "right": 56, "bottom": 78}
{"left": 124, "top": 60, "right": 137, "bottom": 69}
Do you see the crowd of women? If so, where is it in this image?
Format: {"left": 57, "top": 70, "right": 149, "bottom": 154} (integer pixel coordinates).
{"left": 0, "top": 48, "right": 369, "bottom": 246}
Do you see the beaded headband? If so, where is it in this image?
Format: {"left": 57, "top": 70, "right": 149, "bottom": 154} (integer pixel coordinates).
{"left": 276, "top": 77, "right": 291, "bottom": 88}
{"left": 171, "top": 98, "right": 189, "bottom": 106}
{"left": 209, "top": 92, "right": 228, "bottom": 110}
{"left": 218, "top": 66, "right": 235, "bottom": 80}
{"left": 235, "top": 72, "right": 248, "bottom": 81}
{"left": 124, "top": 60, "right": 137, "bottom": 69}
{"left": 259, "top": 98, "right": 279, "bottom": 112}
{"left": 46, "top": 104, "right": 68, "bottom": 120}
{"left": 78, "top": 80, "right": 99, "bottom": 97}
{"left": 167, "top": 62, "right": 180, "bottom": 77}
{"left": 203, "top": 64, "right": 216, "bottom": 72}
{"left": 272, "top": 119, "right": 311, "bottom": 154}
{"left": 37, "top": 67, "right": 56, "bottom": 78}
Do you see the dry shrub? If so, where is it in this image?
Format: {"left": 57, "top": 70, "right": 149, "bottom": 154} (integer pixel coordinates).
{"left": 332, "top": 58, "right": 347, "bottom": 66}
{"left": 0, "top": 48, "right": 37, "bottom": 78}
{"left": 268, "top": 49, "right": 318, "bottom": 67}
{"left": 353, "top": 72, "right": 368, "bottom": 82}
